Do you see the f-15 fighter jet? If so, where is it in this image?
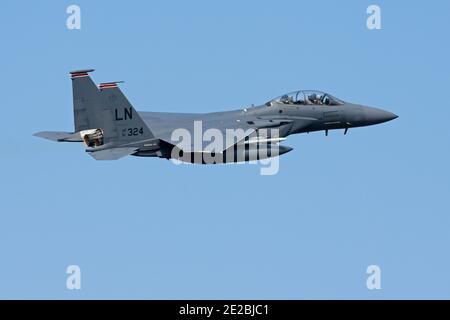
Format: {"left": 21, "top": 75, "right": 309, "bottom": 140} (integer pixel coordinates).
{"left": 34, "top": 69, "right": 397, "bottom": 163}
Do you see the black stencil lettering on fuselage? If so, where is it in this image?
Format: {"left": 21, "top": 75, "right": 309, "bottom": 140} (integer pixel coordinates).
{"left": 115, "top": 107, "right": 133, "bottom": 121}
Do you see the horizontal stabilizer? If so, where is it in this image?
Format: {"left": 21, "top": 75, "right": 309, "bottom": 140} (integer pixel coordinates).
{"left": 33, "top": 131, "right": 83, "bottom": 142}
{"left": 86, "top": 147, "right": 138, "bottom": 160}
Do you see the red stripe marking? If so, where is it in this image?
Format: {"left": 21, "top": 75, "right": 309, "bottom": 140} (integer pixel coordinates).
{"left": 71, "top": 73, "right": 88, "bottom": 78}
{"left": 99, "top": 84, "right": 118, "bottom": 89}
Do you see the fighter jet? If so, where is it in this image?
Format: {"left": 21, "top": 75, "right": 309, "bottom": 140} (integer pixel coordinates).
{"left": 34, "top": 69, "right": 398, "bottom": 163}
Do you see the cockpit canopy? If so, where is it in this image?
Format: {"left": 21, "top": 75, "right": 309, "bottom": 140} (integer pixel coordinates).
{"left": 267, "top": 90, "right": 344, "bottom": 106}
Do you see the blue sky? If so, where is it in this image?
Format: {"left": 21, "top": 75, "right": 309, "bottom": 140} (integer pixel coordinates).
{"left": 0, "top": 0, "right": 449, "bottom": 299}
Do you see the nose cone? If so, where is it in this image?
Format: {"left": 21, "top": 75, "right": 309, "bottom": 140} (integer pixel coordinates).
{"left": 365, "top": 107, "right": 398, "bottom": 125}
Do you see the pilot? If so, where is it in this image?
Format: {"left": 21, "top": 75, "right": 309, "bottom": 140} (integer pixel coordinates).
{"left": 281, "top": 95, "right": 293, "bottom": 104}
{"left": 316, "top": 94, "right": 323, "bottom": 105}
{"left": 286, "top": 96, "right": 294, "bottom": 104}
{"left": 308, "top": 93, "right": 317, "bottom": 104}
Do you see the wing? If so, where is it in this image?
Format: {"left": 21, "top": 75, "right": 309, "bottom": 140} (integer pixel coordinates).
{"left": 139, "top": 112, "right": 299, "bottom": 152}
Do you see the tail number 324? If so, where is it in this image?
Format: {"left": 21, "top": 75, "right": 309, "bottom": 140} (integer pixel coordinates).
{"left": 122, "top": 127, "right": 144, "bottom": 137}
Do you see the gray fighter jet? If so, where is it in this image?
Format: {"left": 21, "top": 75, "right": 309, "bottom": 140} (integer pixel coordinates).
{"left": 34, "top": 69, "right": 398, "bottom": 163}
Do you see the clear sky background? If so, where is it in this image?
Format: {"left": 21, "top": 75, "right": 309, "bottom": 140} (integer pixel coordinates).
{"left": 0, "top": 0, "right": 449, "bottom": 299}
